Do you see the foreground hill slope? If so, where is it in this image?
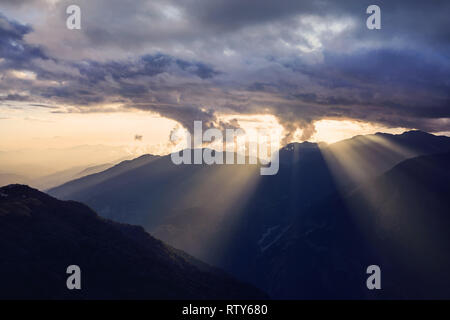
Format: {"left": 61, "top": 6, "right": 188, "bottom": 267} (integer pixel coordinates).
{"left": 0, "top": 185, "right": 267, "bottom": 300}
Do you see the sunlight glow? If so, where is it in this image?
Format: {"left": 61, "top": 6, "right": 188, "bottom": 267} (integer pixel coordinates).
{"left": 310, "top": 119, "right": 409, "bottom": 144}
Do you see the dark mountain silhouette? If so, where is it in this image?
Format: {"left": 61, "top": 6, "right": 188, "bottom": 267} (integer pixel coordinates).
{"left": 75, "top": 163, "right": 115, "bottom": 178}
{"left": 253, "top": 152, "right": 450, "bottom": 299}
{"left": 211, "top": 131, "right": 450, "bottom": 281}
{"left": 0, "top": 184, "right": 267, "bottom": 300}
{"left": 47, "top": 131, "right": 450, "bottom": 298}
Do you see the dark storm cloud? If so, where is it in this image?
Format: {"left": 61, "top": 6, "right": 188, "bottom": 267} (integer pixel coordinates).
{"left": 1, "top": 1, "right": 450, "bottom": 141}
{"left": 0, "top": 13, "right": 47, "bottom": 70}
{"left": 278, "top": 48, "right": 450, "bottom": 127}
{"left": 30, "top": 53, "right": 221, "bottom": 108}
{"left": 29, "top": 103, "right": 57, "bottom": 109}
{"left": 0, "top": 93, "right": 30, "bottom": 101}
{"left": 0, "top": 0, "right": 41, "bottom": 6}
{"left": 53, "top": 0, "right": 449, "bottom": 55}
{"left": 181, "top": 0, "right": 450, "bottom": 47}
{"left": 72, "top": 54, "right": 219, "bottom": 85}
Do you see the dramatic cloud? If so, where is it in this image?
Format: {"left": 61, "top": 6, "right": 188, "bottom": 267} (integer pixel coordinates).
{"left": 0, "top": 0, "right": 449, "bottom": 142}
{"left": 0, "top": 13, "right": 47, "bottom": 69}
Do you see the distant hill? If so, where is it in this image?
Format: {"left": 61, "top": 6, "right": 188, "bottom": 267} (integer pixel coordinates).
{"left": 0, "top": 163, "right": 118, "bottom": 191}
{"left": 33, "top": 163, "right": 116, "bottom": 190}
{"left": 0, "top": 173, "right": 31, "bottom": 187}
{"left": 0, "top": 185, "right": 267, "bottom": 300}
{"left": 75, "top": 163, "right": 115, "bottom": 178}
{"left": 0, "top": 145, "right": 133, "bottom": 178}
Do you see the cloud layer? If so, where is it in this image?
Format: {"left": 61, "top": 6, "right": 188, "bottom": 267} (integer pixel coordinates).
{"left": 0, "top": 0, "right": 449, "bottom": 141}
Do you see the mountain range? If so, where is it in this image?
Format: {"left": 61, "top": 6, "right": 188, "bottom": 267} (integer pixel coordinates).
{"left": 3, "top": 130, "right": 450, "bottom": 299}
{"left": 48, "top": 131, "right": 450, "bottom": 261}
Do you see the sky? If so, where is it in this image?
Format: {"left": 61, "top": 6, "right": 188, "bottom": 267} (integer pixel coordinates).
{"left": 0, "top": 0, "right": 449, "bottom": 161}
